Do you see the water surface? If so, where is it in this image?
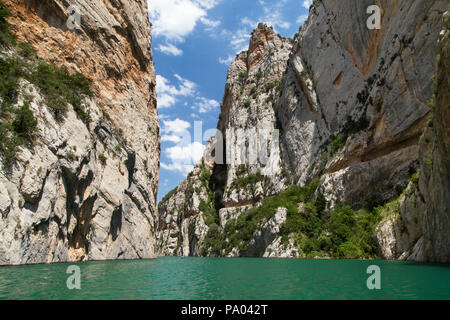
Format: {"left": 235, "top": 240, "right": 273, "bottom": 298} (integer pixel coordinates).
{"left": 0, "top": 257, "right": 448, "bottom": 300}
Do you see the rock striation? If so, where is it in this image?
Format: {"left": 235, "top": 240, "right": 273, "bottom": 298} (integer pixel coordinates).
{"left": 156, "top": 0, "right": 449, "bottom": 262}
{"left": 0, "top": 0, "right": 160, "bottom": 265}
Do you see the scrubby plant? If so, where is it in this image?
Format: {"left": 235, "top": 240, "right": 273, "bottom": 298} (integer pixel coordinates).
{"left": 0, "top": 10, "right": 93, "bottom": 165}
{"left": 0, "top": 1, "right": 15, "bottom": 47}
{"left": 12, "top": 101, "right": 36, "bottom": 141}
{"left": 330, "top": 133, "right": 346, "bottom": 155}
{"left": 98, "top": 153, "right": 107, "bottom": 165}
{"left": 158, "top": 186, "right": 178, "bottom": 209}
{"left": 28, "top": 61, "right": 92, "bottom": 122}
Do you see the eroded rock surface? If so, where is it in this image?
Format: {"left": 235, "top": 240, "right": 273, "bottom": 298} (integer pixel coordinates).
{"left": 156, "top": 1, "right": 448, "bottom": 262}
{"left": 0, "top": 0, "right": 159, "bottom": 265}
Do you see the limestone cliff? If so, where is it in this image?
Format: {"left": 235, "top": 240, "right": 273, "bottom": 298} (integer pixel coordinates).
{"left": 0, "top": 0, "right": 160, "bottom": 265}
{"left": 156, "top": 24, "right": 292, "bottom": 256}
{"left": 375, "top": 10, "right": 450, "bottom": 263}
{"left": 156, "top": 0, "right": 448, "bottom": 262}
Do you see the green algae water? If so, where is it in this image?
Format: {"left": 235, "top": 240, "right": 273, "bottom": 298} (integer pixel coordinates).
{"left": 0, "top": 257, "right": 449, "bottom": 300}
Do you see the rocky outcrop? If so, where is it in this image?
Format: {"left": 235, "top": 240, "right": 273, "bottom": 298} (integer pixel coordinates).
{"left": 375, "top": 11, "right": 450, "bottom": 263}
{"left": 0, "top": 0, "right": 159, "bottom": 265}
{"left": 156, "top": 24, "right": 292, "bottom": 256}
{"left": 156, "top": 0, "right": 449, "bottom": 262}
{"left": 155, "top": 142, "right": 215, "bottom": 257}
{"left": 278, "top": 0, "right": 444, "bottom": 207}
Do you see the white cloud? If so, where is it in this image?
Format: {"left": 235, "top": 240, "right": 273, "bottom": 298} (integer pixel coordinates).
{"left": 218, "top": 55, "right": 234, "bottom": 65}
{"left": 157, "top": 43, "right": 183, "bottom": 56}
{"left": 161, "top": 162, "right": 194, "bottom": 176}
{"left": 161, "top": 135, "right": 183, "bottom": 143}
{"left": 302, "top": 0, "right": 312, "bottom": 9}
{"left": 219, "top": 0, "right": 291, "bottom": 61}
{"left": 193, "top": 97, "right": 220, "bottom": 113}
{"left": 165, "top": 142, "right": 204, "bottom": 162}
{"left": 230, "top": 27, "right": 252, "bottom": 53}
{"left": 296, "top": 14, "right": 308, "bottom": 25}
{"left": 148, "top": 0, "right": 222, "bottom": 55}
{"left": 162, "top": 118, "right": 191, "bottom": 134}
{"left": 200, "top": 17, "right": 221, "bottom": 29}
{"left": 194, "top": 0, "right": 220, "bottom": 10}
{"left": 161, "top": 141, "right": 205, "bottom": 175}
{"left": 257, "top": 0, "right": 291, "bottom": 30}
{"left": 156, "top": 74, "right": 196, "bottom": 108}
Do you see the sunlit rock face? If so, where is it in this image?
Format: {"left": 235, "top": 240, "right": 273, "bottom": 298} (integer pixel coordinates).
{"left": 375, "top": 11, "right": 450, "bottom": 263}
{"left": 156, "top": 1, "right": 448, "bottom": 262}
{"left": 156, "top": 24, "right": 292, "bottom": 257}
{"left": 0, "top": 0, "right": 160, "bottom": 265}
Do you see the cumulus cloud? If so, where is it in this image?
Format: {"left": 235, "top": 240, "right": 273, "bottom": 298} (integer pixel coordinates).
{"left": 165, "top": 142, "right": 205, "bottom": 162}
{"left": 200, "top": 17, "right": 221, "bottom": 29}
{"left": 302, "top": 0, "right": 313, "bottom": 9}
{"left": 257, "top": 0, "right": 291, "bottom": 30}
{"left": 148, "top": 0, "right": 221, "bottom": 55}
{"left": 156, "top": 74, "right": 196, "bottom": 108}
{"left": 161, "top": 141, "right": 205, "bottom": 175}
{"left": 193, "top": 97, "right": 220, "bottom": 113}
{"left": 157, "top": 43, "right": 183, "bottom": 56}
{"left": 218, "top": 54, "right": 234, "bottom": 65}
{"left": 219, "top": 0, "right": 292, "bottom": 63}
{"left": 160, "top": 162, "right": 194, "bottom": 176}
{"left": 161, "top": 135, "right": 183, "bottom": 143}
{"left": 162, "top": 118, "right": 191, "bottom": 134}
{"left": 296, "top": 14, "right": 309, "bottom": 25}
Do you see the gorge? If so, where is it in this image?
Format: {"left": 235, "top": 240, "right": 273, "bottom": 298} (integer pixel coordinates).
{"left": 0, "top": 0, "right": 449, "bottom": 268}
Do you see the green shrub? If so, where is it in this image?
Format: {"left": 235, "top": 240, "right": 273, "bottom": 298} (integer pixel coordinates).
{"left": 16, "top": 42, "right": 36, "bottom": 59}
{"left": 265, "top": 82, "right": 276, "bottom": 92}
{"left": 336, "top": 241, "right": 364, "bottom": 259}
{"left": 410, "top": 170, "right": 420, "bottom": 185}
{"left": 238, "top": 71, "right": 247, "bottom": 84}
{"left": 158, "top": 186, "right": 178, "bottom": 208}
{"left": 28, "top": 61, "right": 92, "bottom": 121}
{"left": 0, "top": 101, "right": 37, "bottom": 166}
{"left": 0, "top": 122, "right": 19, "bottom": 165}
{"left": 66, "top": 151, "right": 79, "bottom": 162}
{"left": 12, "top": 102, "right": 36, "bottom": 140}
{"left": 330, "top": 133, "right": 346, "bottom": 154}
{"left": 0, "top": 56, "right": 23, "bottom": 107}
{"left": 98, "top": 153, "right": 107, "bottom": 165}
{"left": 256, "top": 71, "right": 263, "bottom": 80}
{"left": 0, "top": 1, "right": 16, "bottom": 46}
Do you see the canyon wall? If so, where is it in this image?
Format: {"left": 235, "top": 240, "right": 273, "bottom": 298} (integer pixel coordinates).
{"left": 156, "top": 0, "right": 449, "bottom": 262}
{"left": 0, "top": 0, "right": 160, "bottom": 265}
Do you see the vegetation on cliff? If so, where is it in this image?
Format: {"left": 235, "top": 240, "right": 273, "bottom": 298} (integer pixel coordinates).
{"left": 0, "top": 2, "right": 92, "bottom": 166}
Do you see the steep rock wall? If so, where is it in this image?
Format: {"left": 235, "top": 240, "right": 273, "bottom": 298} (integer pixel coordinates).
{"left": 156, "top": 0, "right": 448, "bottom": 262}
{"left": 0, "top": 0, "right": 160, "bottom": 265}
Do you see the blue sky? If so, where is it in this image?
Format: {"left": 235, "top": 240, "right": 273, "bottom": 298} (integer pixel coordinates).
{"left": 148, "top": 0, "right": 312, "bottom": 202}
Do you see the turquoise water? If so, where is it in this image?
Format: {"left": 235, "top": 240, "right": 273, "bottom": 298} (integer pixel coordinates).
{"left": 0, "top": 257, "right": 449, "bottom": 300}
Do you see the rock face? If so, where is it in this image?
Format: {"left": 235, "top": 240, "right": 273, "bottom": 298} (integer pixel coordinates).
{"left": 156, "top": 0, "right": 449, "bottom": 262}
{"left": 0, "top": 0, "right": 159, "bottom": 265}
{"left": 375, "top": 12, "right": 450, "bottom": 263}
{"left": 156, "top": 24, "right": 292, "bottom": 256}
